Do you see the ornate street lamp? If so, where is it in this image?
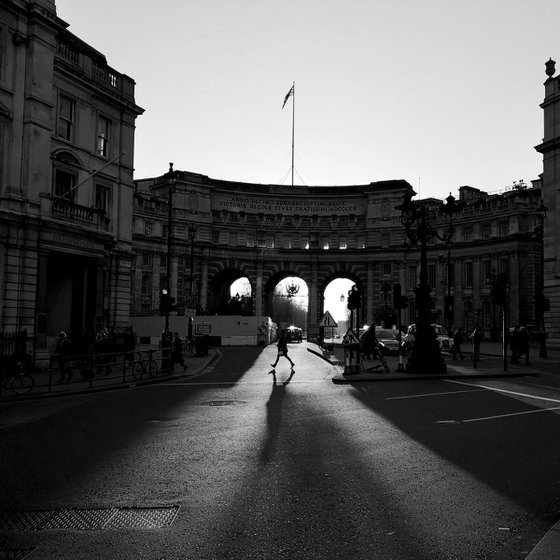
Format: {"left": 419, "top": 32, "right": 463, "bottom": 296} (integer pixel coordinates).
{"left": 286, "top": 277, "right": 300, "bottom": 299}
{"left": 396, "top": 190, "right": 446, "bottom": 374}
{"left": 438, "top": 193, "right": 465, "bottom": 330}
{"left": 536, "top": 199, "right": 548, "bottom": 358}
{"left": 164, "top": 163, "right": 176, "bottom": 332}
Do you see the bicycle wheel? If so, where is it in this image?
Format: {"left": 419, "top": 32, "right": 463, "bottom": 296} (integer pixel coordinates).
{"left": 132, "top": 361, "right": 145, "bottom": 380}
{"left": 10, "top": 374, "right": 34, "bottom": 395}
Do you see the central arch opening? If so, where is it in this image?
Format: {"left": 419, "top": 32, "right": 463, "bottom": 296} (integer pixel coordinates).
{"left": 271, "top": 276, "right": 308, "bottom": 332}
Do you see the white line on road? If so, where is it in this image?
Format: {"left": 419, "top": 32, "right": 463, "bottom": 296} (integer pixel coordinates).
{"left": 434, "top": 406, "right": 560, "bottom": 424}
{"left": 446, "top": 379, "right": 560, "bottom": 404}
{"left": 385, "top": 389, "right": 485, "bottom": 400}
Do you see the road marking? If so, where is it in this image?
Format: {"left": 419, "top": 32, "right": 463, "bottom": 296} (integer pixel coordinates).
{"left": 386, "top": 389, "right": 485, "bottom": 400}
{"left": 434, "top": 406, "right": 560, "bottom": 424}
{"left": 446, "top": 379, "right": 560, "bottom": 404}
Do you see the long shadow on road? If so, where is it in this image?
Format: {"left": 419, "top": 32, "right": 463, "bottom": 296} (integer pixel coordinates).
{"left": 348, "top": 380, "right": 560, "bottom": 552}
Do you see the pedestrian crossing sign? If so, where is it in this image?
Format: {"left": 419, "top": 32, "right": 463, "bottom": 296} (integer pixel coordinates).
{"left": 319, "top": 311, "right": 338, "bottom": 328}
{"left": 342, "top": 328, "right": 360, "bottom": 345}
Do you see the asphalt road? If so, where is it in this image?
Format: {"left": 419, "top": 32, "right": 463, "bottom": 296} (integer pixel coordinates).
{"left": 1, "top": 342, "right": 559, "bottom": 559}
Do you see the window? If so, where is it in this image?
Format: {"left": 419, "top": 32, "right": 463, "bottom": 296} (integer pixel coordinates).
{"left": 97, "top": 115, "right": 111, "bottom": 157}
{"left": 428, "top": 264, "right": 436, "bottom": 289}
{"left": 58, "top": 94, "right": 75, "bottom": 141}
{"left": 462, "top": 226, "right": 472, "bottom": 242}
{"left": 141, "top": 272, "right": 151, "bottom": 295}
{"left": 500, "top": 258, "right": 509, "bottom": 275}
{"left": 54, "top": 168, "right": 76, "bottom": 201}
{"left": 408, "top": 266, "right": 417, "bottom": 288}
{"left": 483, "top": 260, "right": 492, "bottom": 286}
{"left": 383, "top": 263, "right": 391, "bottom": 277}
{"left": 145, "top": 222, "right": 153, "bottom": 236}
{"left": 142, "top": 253, "right": 153, "bottom": 269}
{"left": 499, "top": 221, "right": 509, "bottom": 236}
{"left": 482, "top": 223, "right": 492, "bottom": 239}
{"left": 95, "top": 184, "right": 110, "bottom": 213}
{"left": 464, "top": 262, "right": 473, "bottom": 288}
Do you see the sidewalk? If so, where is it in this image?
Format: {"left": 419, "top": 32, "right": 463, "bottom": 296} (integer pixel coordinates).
{"left": 0, "top": 345, "right": 221, "bottom": 402}
{"left": 307, "top": 341, "right": 560, "bottom": 384}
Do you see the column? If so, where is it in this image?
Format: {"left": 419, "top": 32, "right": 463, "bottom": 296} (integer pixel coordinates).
{"left": 367, "top": 262, "right": 374, "bottom": 324}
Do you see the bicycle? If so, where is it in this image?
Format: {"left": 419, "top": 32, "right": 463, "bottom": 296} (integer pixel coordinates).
{"left": 1, "top": 361, "right": 34, "bottom": 396}
{"left": 131, "top": 351, "right": 159, "bottom": 380}
{"left": 182, "top": 338, "right": 197, "bottom": 357}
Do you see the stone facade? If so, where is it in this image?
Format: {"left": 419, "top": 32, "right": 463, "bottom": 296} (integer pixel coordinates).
{"left": 536, "top": 58, "right": 560, "bottom": 348}
{"left": 0, "top": 0, "right": 143, "bottom": 360}
{"left": 133, "top": 171, "right": 545, "bottom": 342}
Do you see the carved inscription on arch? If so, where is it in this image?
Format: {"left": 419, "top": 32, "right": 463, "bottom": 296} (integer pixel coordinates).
{"left": 214, "top": 194, "right": 364, "bottom": 215}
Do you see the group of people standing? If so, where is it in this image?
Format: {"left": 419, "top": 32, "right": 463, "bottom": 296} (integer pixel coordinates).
{"left": 450, "top": 324, "right": 531, "bottom": 365}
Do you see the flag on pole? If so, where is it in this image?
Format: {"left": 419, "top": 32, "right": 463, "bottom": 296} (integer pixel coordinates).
{"left": 282, "top": 85, "right": 294, "bottom": 109}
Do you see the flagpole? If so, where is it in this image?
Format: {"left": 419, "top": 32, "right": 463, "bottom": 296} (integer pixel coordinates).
{"left": 291, "top": 81, "right": 295, "bottom": 187}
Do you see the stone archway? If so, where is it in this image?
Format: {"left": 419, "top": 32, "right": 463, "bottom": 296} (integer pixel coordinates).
{"left": 208, "top": 268, "right": 253, "bottom": 315}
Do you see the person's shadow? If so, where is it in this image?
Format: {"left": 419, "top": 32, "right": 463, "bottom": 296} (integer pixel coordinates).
{"left": 260, "top": 370, "right": 294, "bottom": 464}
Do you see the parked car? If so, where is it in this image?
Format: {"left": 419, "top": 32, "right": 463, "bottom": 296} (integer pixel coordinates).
{"left": 403, "top": 324, "right": 453, "bottom": 352}
{"left": 286, "top": 325, "right": 303, "bottom": 342}
{"left": 360, "top": 326, "right": 400, "bottom": 356}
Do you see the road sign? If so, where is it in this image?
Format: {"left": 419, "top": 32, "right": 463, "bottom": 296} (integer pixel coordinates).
{"left": 319, "top": 311, "right": 338, "bottom": 328}
{"left": 194, "top": 322, "right": 212, "bottom": 335}
{"left": 342, "top": 328, "right": 359, "bottom": 345}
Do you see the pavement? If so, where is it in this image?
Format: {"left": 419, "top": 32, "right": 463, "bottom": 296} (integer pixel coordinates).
{"left": 0, "top": 345, "right": 222, "bottom": 402}
{"left": 308, "top": 339, "right": 560, "bottom": 560}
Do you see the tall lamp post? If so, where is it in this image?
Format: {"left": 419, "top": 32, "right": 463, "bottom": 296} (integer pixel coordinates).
{"left": 536, "top": 199, "right": 548, "bottom": 358}
{"left": 188, "top": 226, "right": 197, "bottom": 309}
{"left": 438, "top": 193, "right": 465, "bottom": 331}
{"left": 161, "top": 163, "right": 176, "bottom": 369}
{"left": 396, "top": 190, "right": 446, "bottom": 374}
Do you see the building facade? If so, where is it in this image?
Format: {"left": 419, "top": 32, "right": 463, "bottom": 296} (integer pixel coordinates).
{"left": 133, "top": 170, "right": 545, "bottom": 342}
{"left": 536, "top": 58, "right": 560, "bottom": 348}
{"left": 0, "top": 0, "right": 143, "bottom": 360}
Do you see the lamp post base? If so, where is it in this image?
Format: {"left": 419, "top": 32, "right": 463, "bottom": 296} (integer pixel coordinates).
{"left": 406, "top": 324, "right": 447, "bottom": 374}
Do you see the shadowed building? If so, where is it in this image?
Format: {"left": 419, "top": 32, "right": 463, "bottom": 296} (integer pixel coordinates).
{"left": 0, "top": 0, "right": 143, "bottom": 362}
{"left": 536, "top": 58, "right": 560, "bottom": 349}
{"left": 133, "top": 171, "right": 545, "bottom": 343}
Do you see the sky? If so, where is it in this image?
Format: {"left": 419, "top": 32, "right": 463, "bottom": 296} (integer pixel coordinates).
{"left": 55, "top": 0, "right": 560, "bottom": 200}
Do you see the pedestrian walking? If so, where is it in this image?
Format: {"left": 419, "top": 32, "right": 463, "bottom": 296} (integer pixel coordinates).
{"left": 451, "top": 327, "right": 464, "bottom": 360}
{"left": 55, "top": 331, "right": 73, "bottom": 383}
{"left": 270, "top": 330, "right": 295, "bottom": 371}
{"left": 471, "top": 326, "right": 482, "bottom": 362}
{"left": 171, "top": 332, "right": 187, "bottom": 372}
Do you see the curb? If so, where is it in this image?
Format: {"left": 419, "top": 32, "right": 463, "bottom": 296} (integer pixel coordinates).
{"left": 307, "top": 346, "right": 539, "bottom": 383}
{"left": 524, "top": 520, "right": 560, "bottom": 559}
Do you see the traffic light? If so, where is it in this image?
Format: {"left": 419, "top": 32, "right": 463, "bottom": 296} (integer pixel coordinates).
{"left": 347, "top": 285, "right": 361, "bottom": 310}
{"left": 393, "top": 283, "right": 408, "bottom": 309}
{"left": 491, "top": 273, "right": 508, "bottom": 307}
{"left": 159, "top": 289, "right": 177, "bottom": 313}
